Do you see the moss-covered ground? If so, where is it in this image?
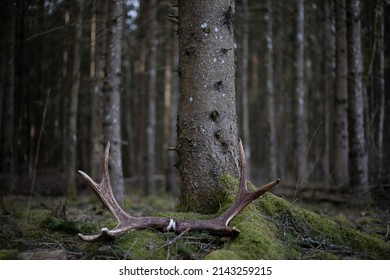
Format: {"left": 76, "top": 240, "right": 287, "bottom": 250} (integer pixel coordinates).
{"left": 1, "top": 174, "right": 389, "bottom": 260}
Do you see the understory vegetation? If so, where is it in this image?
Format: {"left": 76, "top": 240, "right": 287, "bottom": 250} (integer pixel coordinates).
{"left": 1, "top": 175, "right": 389, "bottom": 260}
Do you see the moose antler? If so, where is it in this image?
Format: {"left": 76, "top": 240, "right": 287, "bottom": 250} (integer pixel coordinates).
{"left": 78, "top": 140, "right": 280, "bottom": 242}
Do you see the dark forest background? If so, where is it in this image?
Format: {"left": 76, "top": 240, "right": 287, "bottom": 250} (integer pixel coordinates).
{"left": 0, "top": 0, "right": 389, "bottom": 207}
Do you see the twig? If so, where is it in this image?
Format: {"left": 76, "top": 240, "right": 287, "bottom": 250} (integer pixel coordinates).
{"left": 293, "top": 120, "right": 323, "bottom": 200}
{"left": 25, "top": 20, "right": 92, "bottom": 42}
{"left": 27, "top": 89, "right": 50, "bottom": 213}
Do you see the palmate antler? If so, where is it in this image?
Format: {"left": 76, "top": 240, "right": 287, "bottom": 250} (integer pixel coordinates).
{"left": 78, "top": 140, "right": 280, "bottom": 242}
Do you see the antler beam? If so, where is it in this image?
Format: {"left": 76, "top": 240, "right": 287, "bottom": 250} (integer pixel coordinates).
{"left": 78, "top": 140, "right": 279, "bottom": 242}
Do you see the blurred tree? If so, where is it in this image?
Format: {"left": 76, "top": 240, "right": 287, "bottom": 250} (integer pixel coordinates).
{"left": 67, "top": 0, "right": 83, "bottom": 199}
{"left": 103, "top": 0, "right": 125, "bottom": 204}
{"left": 332, "top": 0, "right": 349, "bottom": 188}
{"left": 294, "top": 0, "right": 308, "bottom": 185}
{"left": 347, "top": 0, "right": 369, "bottom": 200}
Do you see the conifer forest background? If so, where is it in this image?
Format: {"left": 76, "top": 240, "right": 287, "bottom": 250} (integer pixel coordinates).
{"left": 0, "top": 0, "right": 389, "bottom": 209}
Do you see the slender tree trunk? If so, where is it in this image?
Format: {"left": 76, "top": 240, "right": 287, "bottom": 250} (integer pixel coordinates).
{"left": 294, "top": 0, "right": 308, "bottom": 184}
{"left": 163, "top": 15, "right": 178, "bottom": 193}
{"left": 332, "top": 0, "right": 349, "bottom": 188}
{"left": 265, "top": 0, "right": 277, "bottom": 180}
{"left": 177, "top": 0, "right": 240, "bottom": 213}
{"left": 168, "top": 37, "right": 179, "bottom": 192}
{"left": 68, "top": 0, "right": 83, "bottom": 199}
{"left": 61, "top": 3, "right": 71, "bottom": 174}
{"left": 1, "top": 0, "right": 15, "bottom": 177}
{"left": 90, "top": 0, "right": 106, "bottom": 179}
{"left": 374, "top": 0, "right": 384, "bottom": 180}
{"left": 240, "top": 0, "right": 250, "bottom": 175}
{"left": 145, "top": 0, "right": 158, "bottom": 195}
{"left": 347, "top": 0, "right": 369, "bottom": 200}
{"left": 323, "top": 0, "right": 335, "bottom": 184}
{"left": 136, "top": 0, "right": 149, "bottom": 191}
{"left": 103, "top": 0, "right": 125, "bottom": 204}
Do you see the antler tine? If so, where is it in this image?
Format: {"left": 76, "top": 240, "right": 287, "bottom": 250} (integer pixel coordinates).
{"left": 174, "top": 140, "right": 280, "bottom": 237}
{"left": 79, "top": 140, "right": 280, "bottom": 241}
{"left": 217, "top": 140, "right": 280, "bottom": 227}
{"left": 78, "top": 142, "right": 130, "bottom": 223}
{"left": 78, "top": 142, "right": 171, "bottom": 242}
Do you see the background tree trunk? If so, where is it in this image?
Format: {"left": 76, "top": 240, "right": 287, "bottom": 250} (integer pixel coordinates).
{"left": 163, "top": 11, "right": 179, "bottom": 193}
{"left": 322, "top": 0, "right": 335, "bottom": 185}
{"left": 265, "top": 0, "right": 277, "bottom": 181}
{"left": 374, "top": 0, "right": 385, "bottom": 181}
{"left": 67, "top": 0, "right": 83, "bottom": 199}
{"left": 90, "top": 0, "right": 106, "bottom": 179}
{"left": 136, "top": 0, "right": 149, "bottom": 192}
{"left": 347, "top": 0, "right": 369, "bottom": 200}
{"left": 294, "top": 0, "right": 308, "bottom": 185}
{"left": 332, "top": 0, "right": 349, "bottom": 188}
{"left": 177, "top": 0, "right": 239, "bottom": 214}
{"left": 240, "top": 0, "right": 250, "bottom": 177}
{"left": 1, "top": 0, "right": 16, "bottom": 179}
{"left": 103, "top": 0, "right": 125, "bottom": 205}
{"left": 145, "top": 0, "right": 157, "bottom": 195}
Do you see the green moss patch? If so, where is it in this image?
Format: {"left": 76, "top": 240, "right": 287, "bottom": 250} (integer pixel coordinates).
{"left": 1, "top": 175, "right": 389, "bottom": 260}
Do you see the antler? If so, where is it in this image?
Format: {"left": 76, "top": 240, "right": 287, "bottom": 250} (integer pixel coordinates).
{"left": 78, "top": 143, "right": 171, "bottom": 241}
{"left": 78, "top": 140, "right": 279, "bottom": 242}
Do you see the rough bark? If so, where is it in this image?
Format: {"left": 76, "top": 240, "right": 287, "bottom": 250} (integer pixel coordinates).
{"left": 332, "top": 0, "right": 349, "bottom": 188}
{"left": 177, "top": 0, "right": 239, "bottom": 214}
{"left": 103, "top": 0, "right": 125, "bottom": 205}
{"left": 347, "top": 0, "right": 369, "bottom": 199}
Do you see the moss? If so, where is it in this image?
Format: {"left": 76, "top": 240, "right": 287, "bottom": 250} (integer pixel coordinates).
{"left": 114, "top": 230, "right": 168, "bottom": 259}
{"left": 308, "top": 250, "right": 339, "bottom": 260}
{"left": 47, "top": 217, "right": 96, "bottom": 236}
{"left": 200, "top": 175, "right": 297, "bottom": 259}
{"left": 205, "top": 250, "right": 239, "bottom": 260}
{"left": 211, "top": 174, "right": 390, "bottom": 260}
{"left": 256, "top": 192, "right": 291, "bottom": 216}
{"left": 341, "top": 228, "right": 389, "bottom": 259}
{"left": 17, "top": 209, "right": 52, "bottom": 239}
{"left": 0, "top": 250, "right": 19, "bottom": 260}
{"left": 223, "top": 206, "right": 296, "bottom": 259}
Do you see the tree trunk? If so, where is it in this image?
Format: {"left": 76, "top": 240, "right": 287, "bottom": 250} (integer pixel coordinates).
{"left": 89, "top": 0, "right": 106, "bottom": 180}
{"left": 323, "top": 0, "right": 335, "bottom": 185}
{"left": 240, "top": 0, "right": 250, "bottom": 176}
{"left": 60, "top": 3, "right": 71, "bottom": 174}
{"left": 294, "top": 0, "right": 308, "bottom": 184}
{"left": 136, "top": 0, "right": 149, "bottom": 192}
{"left": 332, "top": 0, "right": 349, "bottom": 188}
{"left": 374, "top": 0, "right": 384, "bottom": 181}
{"left": 163, "top": 13, "right": 178, "bottom": 193}
{"left": 177, "top": 0, "right": 239, "bottom": 214}
{"left": 347, "top": 0, "right": 369, "bottom": 200}
{"left": 1, "top": 0, "right": 15, "bottom": 177}
{"left": 103, "top": 0, "right": 125, "bottom": 205}
{"left": 265, "top": 0, "right": 277, "bottom": 180}
{"left": 67, "top": 0, "right": 83, "bottom": 199}
{"left": 145, "top": 0, "right": 157, "bottom": 195}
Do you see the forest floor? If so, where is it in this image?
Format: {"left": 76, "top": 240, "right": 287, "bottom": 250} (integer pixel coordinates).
{"left": 1, "top": 182, "right": 389, "bottom": 260}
